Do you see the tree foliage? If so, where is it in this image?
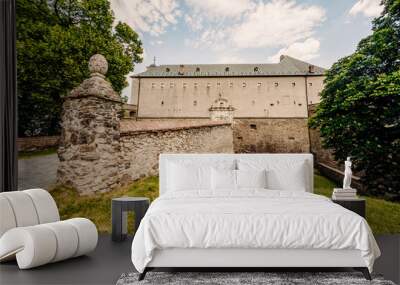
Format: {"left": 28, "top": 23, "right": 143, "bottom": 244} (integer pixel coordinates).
{"left": 310, "top": 0, "right": 400, "bottom": 200}
{"left": 17, "top": 0, "right": 143, "bottom": 136}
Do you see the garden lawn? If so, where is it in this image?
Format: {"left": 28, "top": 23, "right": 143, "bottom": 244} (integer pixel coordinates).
{"left": 51, "top": 174, "right": 400, "bottom": 234}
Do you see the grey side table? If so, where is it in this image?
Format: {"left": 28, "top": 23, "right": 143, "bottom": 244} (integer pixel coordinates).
{"left": 332, "top": 198, "right": 366, "bottom": 218}
{"left": 112, "top": 197, "right": 150, "bottom": 242}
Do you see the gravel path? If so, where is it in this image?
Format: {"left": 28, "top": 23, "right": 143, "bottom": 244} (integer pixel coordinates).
{"left": 18, "top": 153, "right": 59, "bottom": 190}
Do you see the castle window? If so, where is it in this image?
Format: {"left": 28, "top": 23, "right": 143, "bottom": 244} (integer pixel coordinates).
{"left": 151, "top": 83, "right": 156, "bottom": 89}
{"left": 196, "top": 67, "right": 200, "bottom": 72}
{"left": 160, "top": 83, "right": 164, "bottom": 89}
{"left": 250, "top": 124, "right": 257, "bottom": 130}
{"left": 161, "top": 101, "right": 164, "bottom": 106}
{"left": 217, "top": 82, "right": 221, "bottom": 87}
{"left": 242, "top": 82, "right": 246, "bottom": 87}
{"left": 292, "top": 82, "right": 296, "bottom": 87}
{"left": 194, "top": 83, "right": 198, "bottom": 88}
{"left": 274, "top": 82, "right": 279, "bottom": 87}
{"left": 229, "top": 82, "right": 233, "bottom": 87}
{"left": 166, "top": 67, "right": 170, "bottom": 72}
{"left": 170, "top": 82, "right": 174, "bottom": 88}
{"left": 254, "top": 66, "right": 259, "bottom": 72}
{"left": 257, "top": 82, "right": 262, "bottom": 87}
{"left": 309, "top": 82, "right": 313, "bottom": 86}
{"left": 270, "top": 103, "right": 274, "bottom": 106}
{"left": 193, "top": 100, "right": 197, "bottom": 106}
{"left": 225, "top": 67, "right": 230, "bottom": 72}
{"left": 183, "top": 83, "right": 187, "bottom": 88}
{"left": 298, "top": 103, "right": 302, "bottom": 106}
{"left": 207, "top": 83, "right": 211, "bottom": 88}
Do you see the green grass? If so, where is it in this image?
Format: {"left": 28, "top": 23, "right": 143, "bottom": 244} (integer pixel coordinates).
{"left": 314, "top": 173, "right": 400, "bottom": 234}
{"left": 51, "top": 174, "right": 400, "bottom": 234}
{"left": 18, "top": 147, "right": 58, "bottom": 159}
{"left": 51, "top": 176, "right": 159, "bottom": 233}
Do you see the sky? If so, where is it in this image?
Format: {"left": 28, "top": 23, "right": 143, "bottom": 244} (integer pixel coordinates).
{"left": 109, "top": 0, "right": 384, "bottom": 100}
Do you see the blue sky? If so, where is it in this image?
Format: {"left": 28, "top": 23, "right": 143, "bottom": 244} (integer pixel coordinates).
{"left": 110, "top": 0, "right": 384, "bottom": 99}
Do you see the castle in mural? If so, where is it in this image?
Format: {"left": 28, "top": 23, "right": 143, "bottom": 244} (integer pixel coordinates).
{"left": 130, "top": 55, "right": 325, "bottom": 153}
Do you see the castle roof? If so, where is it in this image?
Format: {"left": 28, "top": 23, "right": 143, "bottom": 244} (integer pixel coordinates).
{"left": 132, "top": 55, "right": 326, "bottom": 78}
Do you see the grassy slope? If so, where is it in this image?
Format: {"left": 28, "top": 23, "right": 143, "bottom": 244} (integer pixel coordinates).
{"left": 314, "top": 174, "right": 400, "bottom": 234}
{"left": 51, "top": 175, "right": 400, "bottom": 234}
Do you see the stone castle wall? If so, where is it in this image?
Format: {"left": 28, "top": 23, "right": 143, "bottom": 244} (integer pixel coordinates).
{"left": 136, "top": 76, "right": 324, "bottom": 118}
{"left": 17, "top": 136, "right": 60, "bottom": 152}
{"left": 119, "top": 121, "right": 233, "bottom": 182}
{"left": 233, "top": 118, "right": 310, "bottom": 153}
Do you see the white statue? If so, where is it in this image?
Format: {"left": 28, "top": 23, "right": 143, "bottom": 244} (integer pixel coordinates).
{"left": 343, "top": 157, "right": 353, "bottom": 190}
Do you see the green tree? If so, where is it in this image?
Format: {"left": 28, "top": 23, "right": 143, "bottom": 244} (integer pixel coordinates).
{"left": 310, "top": 0, "right": 400, "bottom": 200}
{"left": 17, "top": 0, "right": 143, "bottom": 136}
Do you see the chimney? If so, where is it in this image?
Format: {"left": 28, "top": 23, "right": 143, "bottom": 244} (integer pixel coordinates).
{"left": 309, "top": 65, "right": 315, "bottom": 73}
{"left": 178, "top": 64, "right": 184, "bottom": 75}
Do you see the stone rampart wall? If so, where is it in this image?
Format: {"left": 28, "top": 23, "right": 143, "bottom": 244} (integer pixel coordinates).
{"left": 17, "top": 136, "right": 60, "bottom": 152}
{"left": 119, "top": 121, "right": 233, "bottom": 182}
{"left": 233, "top": 118, "right": 310, "bottom": 153}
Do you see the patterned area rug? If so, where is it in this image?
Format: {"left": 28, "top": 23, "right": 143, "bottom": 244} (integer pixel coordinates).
{"left": 116, "top": 272, "right": 395, "bottom": 285}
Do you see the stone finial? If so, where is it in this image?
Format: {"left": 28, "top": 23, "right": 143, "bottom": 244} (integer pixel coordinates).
{"left": 68, "top": 54, "right": 122, "bottom": 102}
{"left": 89, "top": 54, "right": 108, "bottom": 77}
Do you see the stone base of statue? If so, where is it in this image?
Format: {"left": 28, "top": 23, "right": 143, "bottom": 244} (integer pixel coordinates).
{"left": 332, "top": 188, "right": 358, "bottom": 200}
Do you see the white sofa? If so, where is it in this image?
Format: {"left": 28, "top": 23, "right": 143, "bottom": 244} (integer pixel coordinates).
{"left": 0, "top": 189, "right": 98, "bottom": 269}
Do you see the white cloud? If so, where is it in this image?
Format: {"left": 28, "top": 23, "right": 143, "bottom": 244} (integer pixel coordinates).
{"left": 187, "top": 0, "right": 325, "bottom": 51}
{"left": 111, "top": 0, "right": 181, "bottom": 36}
{"left": 184, "top": 15, "right": 203, "bottom": 31}
{"left": 184, "top": 0, "right": 253, "bottom": 19}
{"left": 231, "top": 0, "right": 325, "bottom": 49}
{"left": 268, "top": 38, "right": 321, "bottom": 62}
{"left": 349, "top": 0, "right": 384, "bottom": 17}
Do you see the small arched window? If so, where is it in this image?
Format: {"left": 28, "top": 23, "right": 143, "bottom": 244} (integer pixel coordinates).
{"left": 161, "top": 101, "right": 164, "bottom": 106}
{"left": 225, "top": 67, "right": 230, "bottom": 72}
{"left": 242, "top": 82, "right": 246, "bottom": 87}
{"left": 196, "top": 67, "right": 200, "bottom": 72}
{"left": 193, "top": 100, "right": 197, "bottom": 106}
{"left": 166, "top": 67, "right": 170, "bottom": 72}
{"left": 254, "top": 66, "right": 259, "bottom": 72}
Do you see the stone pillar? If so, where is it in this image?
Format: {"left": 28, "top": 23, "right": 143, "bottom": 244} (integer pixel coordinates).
{"left": 57, "top": 54, "right": 123, "bottom": 195}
